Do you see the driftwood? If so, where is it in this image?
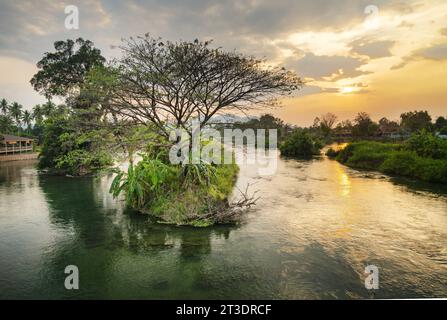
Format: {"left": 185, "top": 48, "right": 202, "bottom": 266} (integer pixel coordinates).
{"left": 185, "top": 182, "right": 259, "bottom": 224}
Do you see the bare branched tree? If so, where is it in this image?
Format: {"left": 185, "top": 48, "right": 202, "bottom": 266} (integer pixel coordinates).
{"left": 107, "top": 34, "right": 302, "bottom": 137}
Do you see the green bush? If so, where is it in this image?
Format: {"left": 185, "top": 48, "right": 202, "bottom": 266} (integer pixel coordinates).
{"left": 110, "top": 150, "right": 239, "bottom": 226}
{"left": 38, "top": 113, "right": 113, "bottom": 176}
{"left": 55, "top": 149, "right": 112, "bottom": 176}
{"left": 336, "top": 141, "right": 400, "bottom": 169}
{"left": 379, "top": 151, "right": 418, "bottom": 177}
{"left": 405, "top": 130, "right": 447, "bottom": 159}
{"left": 279, "top": 129, "right": 323, "bottom": 157}
{"left": 380, "top": 151, "right": 447, "bottom": 183}
{"left": 325, "top": 148, "right": 340, "bottom": 158}
{"left": 334, "top": 139, "right": 447, "bottom": 183}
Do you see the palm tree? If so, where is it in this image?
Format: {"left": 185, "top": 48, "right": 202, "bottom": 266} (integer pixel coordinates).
{"left": 0, "top": 98, "right": 8, "bottom": 115}
{"left": 9, "top": 102, "right": 23, "bottom": 134}
{"left": 42, "top": 101, "right": 56, "bottom": 117}
{"left": 0, "top": 114, "right": 14, "bottom": 134}
{"left": 22, "top": 110, "right": 33, "bottom": 134}
{"left": 32, "top": 104, "right": 44, "bottom": 125}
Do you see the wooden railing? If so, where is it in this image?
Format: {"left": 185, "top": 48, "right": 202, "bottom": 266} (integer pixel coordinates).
{"left": 0, "top": 146, "right": 33, "bottom": 154}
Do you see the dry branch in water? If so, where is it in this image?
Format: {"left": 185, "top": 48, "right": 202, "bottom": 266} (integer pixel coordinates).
{"left": 185, "top": 182, "right": 260, "bottom": 224}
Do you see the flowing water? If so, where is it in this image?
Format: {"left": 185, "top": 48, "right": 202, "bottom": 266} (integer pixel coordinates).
{"left": 1, "top": 151, "right": 446, "bottom": 299}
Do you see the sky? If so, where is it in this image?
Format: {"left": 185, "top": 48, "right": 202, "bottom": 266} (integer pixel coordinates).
{"left": 0, "top": 0, "right": 446, "bottom": 126}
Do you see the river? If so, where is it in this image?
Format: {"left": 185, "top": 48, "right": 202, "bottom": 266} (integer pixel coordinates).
{"left": 1, "top": 151, "right": 446, "bottom": 299}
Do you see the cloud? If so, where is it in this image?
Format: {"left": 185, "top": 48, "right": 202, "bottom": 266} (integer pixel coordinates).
{"left": 0, "top": 0, "right": 112, "bottom": 60}
{"left": 392, "top": 42, "right": 447, "bottom": 69}
{"left": 417, "top": 43, "right": 447, "bottom": 60}
{"left": 441, "top": 28, "right": 447, "bottom": 36}
{"left": 284, "top": 52, "right": 369, "bottom": 80}
{"left": 0, "top": 0, "right": 446, "bottom": 113}
{"left": 399, "top": 21, "right": 415, "bottom": 28}
{"left": 350, "top": 39, "right": 396, "bottom": 59}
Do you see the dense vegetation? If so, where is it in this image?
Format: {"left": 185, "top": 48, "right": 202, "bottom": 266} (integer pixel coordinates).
{"left": 37, "top": 111, "right": 113, "bottom": 176}
{"left": 279, "top": 129, "right": 323, "bottom": 157}
{"left": 110, "top": 147, "right": 240, "bottom": 226}
{"left": 331, "top": 131, "right": 447, "bottom": 183}
{"left": 4, "top": 34, "right": 447, "bottom": 227}
{"left": 18, "top": 36, "right": 300, "bottom": 225}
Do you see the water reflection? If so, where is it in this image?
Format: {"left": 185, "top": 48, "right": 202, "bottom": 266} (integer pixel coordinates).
{"left": 35, "top": 172, "right": 237, "bottom": 298}
{"left": 1, "top": 155, "right": 447, "bottom": 299}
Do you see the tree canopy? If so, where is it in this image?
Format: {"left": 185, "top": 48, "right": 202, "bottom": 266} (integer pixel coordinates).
{"left": 30, "top": 38, "right": 106, "bottom": 99}
{"left": 106, "top": 35, "right": 302, "bottom": 136}
{"left": 400, "top": 110, "right": 432, "bottom": 133}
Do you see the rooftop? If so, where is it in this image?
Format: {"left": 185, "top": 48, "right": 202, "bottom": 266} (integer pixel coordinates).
{"left": 1, "top": 134, "right": 34, "bottom": 143}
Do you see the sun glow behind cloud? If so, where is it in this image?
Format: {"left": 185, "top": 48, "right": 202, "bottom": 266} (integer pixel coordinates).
{"left": 273, "top": 0, "right": 447, "bottom": 124}
{"left": 0, "top": 0, "right": 446, "bottom": 125}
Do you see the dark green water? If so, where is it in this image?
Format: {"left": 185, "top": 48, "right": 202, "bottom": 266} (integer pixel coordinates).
{"left": 1, "top": 156, "right": 446, "bottom": 299}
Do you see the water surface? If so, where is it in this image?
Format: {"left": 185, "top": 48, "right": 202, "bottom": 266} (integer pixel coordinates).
{"left": 0, "top": 155, "right": 446, "bottom": 299}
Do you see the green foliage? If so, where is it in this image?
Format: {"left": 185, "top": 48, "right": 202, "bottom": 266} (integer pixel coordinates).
{"left": 405, "top": 130, "right": 447, "bottom": 159}
{"left": 228, "top": 114, "right": 289, "bottom": 146}
{"left": 30, "top": 38, "right": 105, "bottom": 99}
{"left": 351, "top": 112, "right": 379, "bottom": 138}
{"left": 279, "top": 129, "right": 323, "bottom": 157}
{"left": 336, "top": 141, "right": 401, "bottom": 169}
{"left": 380, "top": 151, "right": 447, "bottom": 183}
{"left": 109, "top": 149, "right": 239, "bottom": 226}
{"left": 38, "top": 112, "right": 112, "bottom": 176}
{"left": 0, "top": 114, "right": 14, "bottom": 134}
{"left": 325, "top": 148, "right": 340, "bottom": 158}
{"left": 180, "top": 162, "right": 217, "bottom": 186}
{"left": 110, "top": 157, "right": 176, "bottom": 208}
{"left": 435, "top": 116, "right": 447, "bottom": 131}
{"left": 55, "top": 149, "right": 112, "bottom": 176}
{"left": 400, "top": 110, "right": 432, "bottom": 133}
{"left": 335, "top": 133, "right": 447, "bottom": 183}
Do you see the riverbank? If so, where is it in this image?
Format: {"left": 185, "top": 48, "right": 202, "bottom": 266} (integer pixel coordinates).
{"left": 2, "top": 152, "right": 447, "bottom": 299}
{"left": 0, "top": 152, "right": 39, "bottom": 162}
{"left": 328, "top": 137, "right": 447, "bottom": 183}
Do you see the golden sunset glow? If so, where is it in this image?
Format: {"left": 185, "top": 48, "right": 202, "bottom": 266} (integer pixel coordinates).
{"left": 0, "top": 0, "right": 446, "bottom": 125}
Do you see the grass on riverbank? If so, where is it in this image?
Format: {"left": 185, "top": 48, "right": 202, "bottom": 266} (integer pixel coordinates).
{"left": 328, "top": 132, "right": 447, "bottom": 183}
{"left": 110, "top": 149, "right": 240, "bottom": 227}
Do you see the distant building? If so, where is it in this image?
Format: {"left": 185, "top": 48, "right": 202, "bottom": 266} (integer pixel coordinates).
{"left": 0, "top": 134, "right": 34, "bottom": 155}
{"left": 333, "top": 129, "right": 352, "bottom": 138}
{"left": 377, "top": 121, "right": 401, "bottom": 138}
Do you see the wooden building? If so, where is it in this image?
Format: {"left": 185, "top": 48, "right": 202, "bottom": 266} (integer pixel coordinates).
{"left": 0, "top": 134, "right": 34, "bottom": 155}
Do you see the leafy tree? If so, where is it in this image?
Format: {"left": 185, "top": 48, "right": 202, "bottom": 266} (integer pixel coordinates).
{"left": 406, "top": 130, "right": 447, "bottom": 159}
{"left": 314, "top": 112, "right": 337, "bottom": 137}
{"left": 41, "top": 101, "right": 57, "bottom": 117}
{"left": 38, "top": 111, "right": 113, "bottom": 176}
{"left": 9, "top": 102, "right": 23, "bottom": 131}
{"left": 22, "top": 110, "right": 33, "bottom": 134}
{"left": 30, "top": 38, "right": 105, "bottom": 99}
{"left": 32, "top": 105, "right": 44, "bottom": 125}
{"left": 0, "top": 98, "right": 8, "bottom": 115}
{"left": 279, "top": 129, "right": 323, "bottom": 157}
{"left": 378, "top": 117, "right": 400, "bottom": 134}
{"left": 108, "top": 35, "right": 302, "bottom": 136}
{"left": 352, "top": 112, "right": 378, "bottom": 138}
{"left": 435, "top": 116, "right": 447, "bottom": 131}
{"left": 400, "top": 110, "right": 432, "bottom": 133}
{"left": 0, "top": 115, "right": 14, "bottom": 133}
{"left": 229, "top": 113, "right": 288, "bottom": 145}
